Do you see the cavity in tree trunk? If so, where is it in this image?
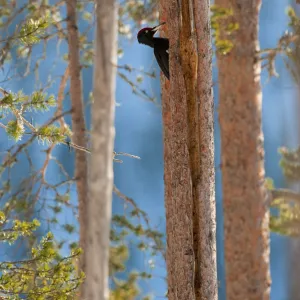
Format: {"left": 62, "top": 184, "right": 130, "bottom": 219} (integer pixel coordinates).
{"left": 160, "top": 0, "right": 217, "bottom": 298}
{"left": 83, "top": 0, "right": 118, "bottom": 299}
{"left": 215, "top": 0, "right": 271, "bottom": 299}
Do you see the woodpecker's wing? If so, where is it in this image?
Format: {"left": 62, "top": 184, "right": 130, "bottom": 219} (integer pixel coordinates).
{"left": 154, "top": 49, "right": 169, "bottom": 79}
{"left": 154, "top": 38, "right": 169, "bottom": 80}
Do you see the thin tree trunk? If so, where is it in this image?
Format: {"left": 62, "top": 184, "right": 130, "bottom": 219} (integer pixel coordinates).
{"left": 160, "top": 0, "right": 217, "bottom": 298}
{"left": 215, "top": 0, "right": 271, "bottom": 299}
{"left": 83, "top": 0, "right": 118, "bottom": 299}
{"left": 66, "top": 0, "right": 88, "bottom": 277}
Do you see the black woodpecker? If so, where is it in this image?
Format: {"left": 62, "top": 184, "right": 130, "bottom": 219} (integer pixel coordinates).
{"left": 137, "top": 23, "right": 169, "bottom": 80}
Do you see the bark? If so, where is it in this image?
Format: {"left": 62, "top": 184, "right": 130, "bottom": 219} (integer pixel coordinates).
{"left": 289, "top": 238, "right": 300, "bottom": 299}
{"left": 215, "top": 0, "right": 271, "bottom": 299}
{"left": 66, "top": 0, "right": 88, "bottom": 277}
{"left": 82, "top": 0, "right": 118, "bottom": 299}
{"left": 288, "top": 11, "right": 300, "bottom": 297}
{"left": 160, "top": 0, "right": 217, "bottom": 299}
{"left": 288, "top": 50, "right": 300, "bottom": 300}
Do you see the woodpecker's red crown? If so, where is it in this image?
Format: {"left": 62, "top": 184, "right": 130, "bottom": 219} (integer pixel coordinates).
{"left": 137, "top": 22, "right": 166, "bottom": 39}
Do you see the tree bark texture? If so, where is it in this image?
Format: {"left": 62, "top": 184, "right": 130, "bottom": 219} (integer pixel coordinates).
{"left": 83, "top": 0, "right": 118, "bottom": 299}
{"left": 289, "top": 238, "right": 300, "bottom": 300}
{"left": 215, "top": 0, "right": 271, "bottom": 299}
{"left": 66, "top": 0, "right": 88, "bottom": 277}
{"left": 288, "top": 16, "right": 300, "bottom": 298}
{"left": 160, "top": 0, "right": 217, "bottom": 299}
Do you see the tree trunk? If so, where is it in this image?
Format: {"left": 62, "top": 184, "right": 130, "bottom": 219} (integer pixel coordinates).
{"left": 66, "top": 0, "right": 88, "bottom": 278}
{"left": 83, "top": 0, "right": 118, "bottom": 299}
{"left": 160, "top": 0, "right": 217, "bottom": 299}
{"left": 289, "top": 238, "right": 300, "bottom": 299}
{"left": 287, "top": 7, "right": 300, "bottom": 297}
{"left": 215, "top": 0, "right": 271, "bottom": 299}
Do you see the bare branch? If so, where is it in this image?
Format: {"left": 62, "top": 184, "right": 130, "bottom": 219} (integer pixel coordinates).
{"left": 271, "top": 188, "right": 300, "bottom": 203}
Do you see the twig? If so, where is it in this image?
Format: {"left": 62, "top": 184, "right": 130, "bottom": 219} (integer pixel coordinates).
{"left": 259, "top": 33, "right": 299, "bottom": 78}
{"left": 113, "top": 185, "right": 166, "bottom": 260}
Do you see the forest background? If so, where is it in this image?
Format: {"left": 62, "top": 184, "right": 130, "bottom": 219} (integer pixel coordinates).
{"left": 0, "top": 0, "right": 298, "bottom": 299}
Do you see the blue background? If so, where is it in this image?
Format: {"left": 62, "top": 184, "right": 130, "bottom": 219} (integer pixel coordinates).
{"left": 0, "top": 0, "right": 298, "bottom": 299}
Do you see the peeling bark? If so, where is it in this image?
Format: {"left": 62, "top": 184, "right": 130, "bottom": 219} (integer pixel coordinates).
{"left": 215, "top": 0, "right": 271, "bottom": 299}
{"left": 160, "top": 0, "right": 217, "bottom": 298}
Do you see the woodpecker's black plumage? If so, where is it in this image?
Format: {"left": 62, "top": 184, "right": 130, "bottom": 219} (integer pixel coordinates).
{"left": 137, "top": 23, "right": 169, "bottom": 80}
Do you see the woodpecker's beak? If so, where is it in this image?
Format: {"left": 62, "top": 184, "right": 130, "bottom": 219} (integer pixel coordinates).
{"left": 151, "top": 22, "right": 166, "bottom": 33}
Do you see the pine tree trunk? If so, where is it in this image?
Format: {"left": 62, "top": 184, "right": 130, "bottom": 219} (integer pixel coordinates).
{"left": 66, "top": 0, "right": 88, "bottom": 279}
{"left": 289, "top": 238, "right": 300, "bottom": 299}
{"left": 215, "top": 0, "right": 271, "bottom": 299}
{"left": 82, "top": 0, "right": 118, "bottom": 299}
{"left": 160, "top": 0, "right": 217, "bottom": 299}
{"left": 287, "top": 9, "right": 300, "bottom": 297}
